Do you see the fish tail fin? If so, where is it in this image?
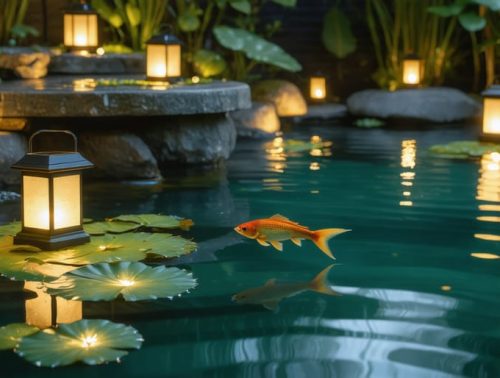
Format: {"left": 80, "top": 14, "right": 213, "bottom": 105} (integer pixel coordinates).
{"left": 309, "top": 264, "right": 339, "bottom": 296}
{"left": 312, "top": 228, "right": 350, "bottom": 259}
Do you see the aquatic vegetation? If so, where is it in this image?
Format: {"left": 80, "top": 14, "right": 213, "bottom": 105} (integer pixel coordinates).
{"left": 45, "top": 262, "right": 197, "bottom": 302}
{"left": 354, "top": 118, "right": 385, "bottom": 128}
{"left": 112, "top": 214, "right": 194, "bottom": 231}
{"left": 234, "top": 214, "right": 350, "bottom": 259}
{"left": 84, "top": 220, "right": 142, "bottom": 236}
{"left": 0, "top": 323, "right": 38, "bottom": 350}
{"left": 429, "top": 141, "right": 500, "bottom": 159}
{"left": 233, "top": 265, "right": 338, "bottom": 311}
{"left": 16, "top": 319, "right": 143, "bottom": 367}
{"left": 0, "top": 221, "right": 21, "bottom": 237}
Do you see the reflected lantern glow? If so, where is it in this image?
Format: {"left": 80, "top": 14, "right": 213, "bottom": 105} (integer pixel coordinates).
{"left": 399, "top": 140, "right": 417, "bottom": 207}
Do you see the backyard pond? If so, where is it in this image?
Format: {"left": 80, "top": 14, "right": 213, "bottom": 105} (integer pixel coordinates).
{"left": 0, "top": 123, "right": 499, "bottom": 377}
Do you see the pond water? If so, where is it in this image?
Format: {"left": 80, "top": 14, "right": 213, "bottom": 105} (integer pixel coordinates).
{"left": 0, "top": 123, "right": 499, "bottom": 377}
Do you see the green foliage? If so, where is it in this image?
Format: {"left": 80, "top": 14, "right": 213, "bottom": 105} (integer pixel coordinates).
{"left": 0, "top": 0, "right": 36, "bottom": 45}
{"left": 322, "top": 7, "right": 357, "bottom": 59}
{"left": 366, "top": 0, "right": 460, "bottom": 89}
{"left": 16, "top": 319, "right": 143, "bottom": 367}
{"left": 193, "top": 49, "right": 228, "bottom": 77}
{"left": 429, "top": 141, "right": 500, "bottom": 158}
{"left": 91, "top": 0, "right": 166, "bottom": 51}
{"left": 354, "top": 118, "right": 385, "bottom": 128}
{"left": 112, "top": 214, "right": 194, "bottom": 230}
{"left": 45, "top": 262, "right": 197, "bottom": 301}
{"left": 0, "top": 323, "right": 39, "bottom": 351}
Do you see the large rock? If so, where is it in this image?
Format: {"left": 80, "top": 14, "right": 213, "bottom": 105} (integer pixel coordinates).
{"left": 0, "top": 132, "right": 27, "bottom": 187}
{"left": 229, "top": 101, "right": 280, "bottom": 138}
{"left": 0, "top": 191, "right": 20, "bottom": 203}
{"left": 347, "top": 88, "right": 481, "bottom": 123}
{"left": 252, "top": 80, "right": 307, "bottom": 117}
{"left": 297, "top": 103, "right": 348, "bottom": 121}
{"left": 78, "top": 132, "right": 161, "bottom": 179}
{"left": 143, "top": 114, "right": 237, "bottom": 165}
{"left": 0, "top": 48, "right": 50, "bottom": 79}
{"left": 50, "top": 53, "right": 145, "bottom": 74}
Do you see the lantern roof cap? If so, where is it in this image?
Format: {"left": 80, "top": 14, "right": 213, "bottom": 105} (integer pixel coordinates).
{"left": 403, "top": 53, "right": 421, "bottom": 60}
{"left": 12, "top": 152, "right": 94, "bottom": 172}
{"left": 64, "top": 2, "right": 96, "bottom": 14}
{"left": 482, "top": 85, "right": 500, "bottom": 98}
{"left": 146, "top": 33, "right": 182, "bottom": 46}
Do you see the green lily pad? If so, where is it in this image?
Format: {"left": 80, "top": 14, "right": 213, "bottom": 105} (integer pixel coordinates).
{"left": 0, "top": 221, "right": 21, "bottom": 237}
{"left": 16, "top": 319, "right": 143, "bottom": 367}
{"left": 112, "top": 214, "right": 194, "bottom": 231}
{"left": 429, "top": 141, "right": 500, "bottom": 159}
{"left": 354, "top": 118, "right": 385, "bottom": 128}
{"left": 0, "top": 323, "right": 39, "bottom": 350}
{"left": 84, "top": 221, "right": 141, "bottom": 236}
{"left": 45, "top": 262, "right": 197, "bottom": 301}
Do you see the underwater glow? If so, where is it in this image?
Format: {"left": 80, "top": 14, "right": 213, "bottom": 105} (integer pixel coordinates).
{"left": 440, "top": 285, "right": 452, "bottom": 291}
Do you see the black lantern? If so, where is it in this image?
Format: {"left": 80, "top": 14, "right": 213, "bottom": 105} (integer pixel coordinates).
{"left": 481, "top": 85, "right": 500, "bottom": 142}
{"left": 146, "top": 32, "right": 182, "bottom": 81}
{"left": 12, "top": 130, "right": 93, "bottom": 250}
{"left": 63, "top": 1, "right": 99, "bottom": 53}
{"left": 402, "top": 53, "right": 424, "bottom": 86}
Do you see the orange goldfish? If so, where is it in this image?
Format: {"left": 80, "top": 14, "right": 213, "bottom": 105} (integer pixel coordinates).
{"left": 234, "top": 214, "right": 350, "bottom": 259}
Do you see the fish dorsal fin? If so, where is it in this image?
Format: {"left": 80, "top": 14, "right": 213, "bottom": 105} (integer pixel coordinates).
{"left": 270, "top": 214, "right": 296, "bottom": 223}
{"left": 265, "top": 279, "right": 276, "bottom": 287}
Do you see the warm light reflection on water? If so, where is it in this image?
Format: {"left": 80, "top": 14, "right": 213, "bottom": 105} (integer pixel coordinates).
{"left": 400, "top": 140, "right": 417, "bottom": 207}
{"left": 470, "top": 252, "right": 500, "bottom": 260}
{"left": 475, "top": 153, "right": 500, "bottom": 245}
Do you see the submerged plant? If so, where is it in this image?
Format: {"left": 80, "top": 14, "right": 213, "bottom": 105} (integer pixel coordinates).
{"left": 45, "top": 261, "right": 197, "bottom": 301}
{"left": 16, "top": 319, "right": 143, "bottom": 367}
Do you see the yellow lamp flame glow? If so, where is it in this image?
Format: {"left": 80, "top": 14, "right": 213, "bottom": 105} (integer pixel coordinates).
{"left": 402, "top": 59, "right": 422, "bottom": 85}
{"left": 310, "top": 77, "right": 327, "bottom": 100}
{"left": 482, "top": 96, "right": 500, "bottom": 137}
{"left": 81, "top": 334, "right": 98, "bottom": 348}
{"left": 118, "top": 279, "right": 135, "bottom": 287}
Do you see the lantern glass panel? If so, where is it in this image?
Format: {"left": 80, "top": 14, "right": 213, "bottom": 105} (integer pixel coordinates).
{"left": 53, "top": 174, "right": 81, "bottom": 230}
{"left": 403, "top": 60, "right": 421, "bottom": 85}
{"left": 23, "top": 176, "right": 50, "bottom": 230}
{"left": 483, "top": 97, "right": 500, "bottom": 135}
{"left": 64, "top": 13, "right": 98, "bottom": 48}
{"left": 167, "top": 44, "right": 181, "bottom": 77}
{"left": 310, "top": 77, "right": 326, "bottom": 100}
{"left": 64, "top": 14, "right": 73, "bottom": 46}
{"left": 147, "top": 44, "right": 167, "bottom": 78}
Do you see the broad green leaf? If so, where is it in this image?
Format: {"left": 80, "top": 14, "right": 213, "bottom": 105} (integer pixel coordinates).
{"left": 108, "top": 13, "right": 124, "bottom": 29}
{"left": 193, "top": 49, "right": 227, "bottom": 77}
{"left": 16, "top": 319, "right": 143, "bottom": 367}
{"left": 214, "top": 26, "right": 301, "bottom": 72}
{"left": 45, "top": 262, "right": 197, "bottom": 301}
{"left": 355, "top": 118, "right": 385, "bottom": 128}
{"left": 0, "top": 236, "right": 51, "bottom": 281}
{"left": 91, "top": 0, "right": 114, "bottom": 19}
{"left": 178, "top": 12, "right": 200, "bottom": 32}
{"left": 459, "top": 12, "right": 486, "bottom": 31}
{"left": 270, "top": 0, "right": 297, "bottom": 6}
{"left": 322, "top": 7, "right": 357, "bottom": 59}
{"left": 428, "top": 4, "right": 465, "bottom": 17}
{"left": 112, "top": 214, "right": 194, "bottom": 231}
{"left": 125, "top": 4, "right": 141, "bottom": 27}
{"left": 84, "top": 221, "right": 141, "bottom": 236}
{"left": 0, "top": 323, "right": 39, "bottom": 350}
{"left": 0, "top": 221, "right": 21, "bottom": 237}
{"left": 472, "top": 0, "right": 500, "bottom": 11}
{"left": 10, "top": 24, "right": 39, "bottom": 39}
{"left": 229, "top": 0, "right": 251, "bottom": 14}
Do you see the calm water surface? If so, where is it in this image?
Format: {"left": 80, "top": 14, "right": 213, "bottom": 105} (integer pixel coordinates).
{"left": 0, "top": 124, "right": 499, "bottom": 377}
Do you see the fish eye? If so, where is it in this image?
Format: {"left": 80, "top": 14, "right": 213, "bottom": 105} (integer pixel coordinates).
{"left": 242, "top": 227, "right": 247, "bottom": 231}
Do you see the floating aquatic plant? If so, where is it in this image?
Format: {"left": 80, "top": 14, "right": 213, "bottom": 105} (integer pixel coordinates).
{"left": 83, "top": 221, "right": 141, "bottom": 236}
{"left": 354, "top": 118, "right": 385, "bottom": 128}
{"left": 0, "top": 323, "right": 38, "bottom": 350}
{"left": 16, "top": 319, "right": 143, "bottom": 367}
{"left": 429, "top": 141, "right": 500, "bottom": 159}
{"left": 112, "top": 214, "right": 194, "bottom": 231}
{"left": 0, "top": 221, "right": 21, "bottom": 238}
{"left": 45, "top": 262, "right": 197, "bottom": 301}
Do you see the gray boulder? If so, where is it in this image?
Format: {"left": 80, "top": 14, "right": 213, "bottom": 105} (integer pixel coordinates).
{"left": 0, "top": 48, "right": 50, "bottom": 79}
{"left": 49, "top": 53, "right": 145, "bottom": 74}
{"left": 0, "top": 191, "right": 20, "bottom": 203}
{"left": 78, "top": 132, "right": 161, "bottom": 179}
{"left": 252, "top": 80, "right": 307, "bottom": 117}
{"left": 347, "top": 88, "right": 481, "bottom": 123}
{"left": 143, "top": 114, "right": 237, "bottom": 165}
{"left": 0, "top": 132, "right": 27, "bottom": 187}
{"left": 229, "top": 101, "right": 280, "bottom": 138}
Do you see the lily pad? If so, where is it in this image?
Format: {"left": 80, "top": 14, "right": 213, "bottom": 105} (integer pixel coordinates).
{"left": 45, "top": 262, "right": 197, "bottom": 301}
{"left": 0, "top": 323, "right": 39, "bottom": 350}
{"left": 112, "top": 214, "right": 194, "bottom": 231}
{"left": 354, "top": 118, "right": 385, "bottom": 128}
{"left": 16, "top": 319, "right": 143, "bottom": 367}
{"left": 0, "top": 221, "right": 21, "bottom": 237}
{"left": 84, "top": 221, "right": 141, "bottom": 236}
{"left": 429, "top": 141, "right": 500, "bottom": 159}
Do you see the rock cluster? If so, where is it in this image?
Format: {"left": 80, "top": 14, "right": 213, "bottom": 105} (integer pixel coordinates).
{"left": 0, "top": 48, "right": 50, "bottom": 79}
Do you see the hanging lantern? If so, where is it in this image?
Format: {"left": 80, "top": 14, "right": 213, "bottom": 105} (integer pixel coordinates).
{"left": 12, "top": 130, "right": 93, "bottom": 250}
{"left": 145, "top": 32, "right": 182, "bottom": 81}
{"left": 63, "top": 2, "right": 99, "bottom": 53}
{"left": 402, "top": 54, "right": 423, "bottom": 86}
{"left": 481, "top": 85, "right": 500, "bottom": 142}
{"left": 310, "top": 76, "right": 327, "bottom": 100}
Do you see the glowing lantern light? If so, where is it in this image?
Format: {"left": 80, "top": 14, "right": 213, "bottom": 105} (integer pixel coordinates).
{"left": 146, "top": 32, "right": 182, "bottom": 81}
{"left": 402, "top": 54, "right": 423, "bottom": 86}
{"left": 12, "top": 130, "right": 93, "bottom": 250}
{"left": 480, "top": 85, "right": 500, "bottom": 142}
{"left": 63, "top": 1, "right": 99, "bottom": 53}
{"left": 310, "top": 77, "right": 327, "bottom": 100}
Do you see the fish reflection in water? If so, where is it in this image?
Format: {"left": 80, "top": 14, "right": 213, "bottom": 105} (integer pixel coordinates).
{"left": 232, "top": 265, "right": 338, "bottom": 311}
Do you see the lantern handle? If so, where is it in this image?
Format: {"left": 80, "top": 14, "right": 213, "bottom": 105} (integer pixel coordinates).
{"left": 29, "top": 130, "right": 78, "bottom": 153}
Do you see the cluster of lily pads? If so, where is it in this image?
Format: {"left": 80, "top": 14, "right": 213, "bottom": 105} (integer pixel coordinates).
{"left": 0, "top": 214, "right": 198, "bottom": 368}
{"left": 429, "top": 141, "right": 500, "bottom": 159}
{"left": 73, "top": 76, "right": 213, "bottom": 90}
